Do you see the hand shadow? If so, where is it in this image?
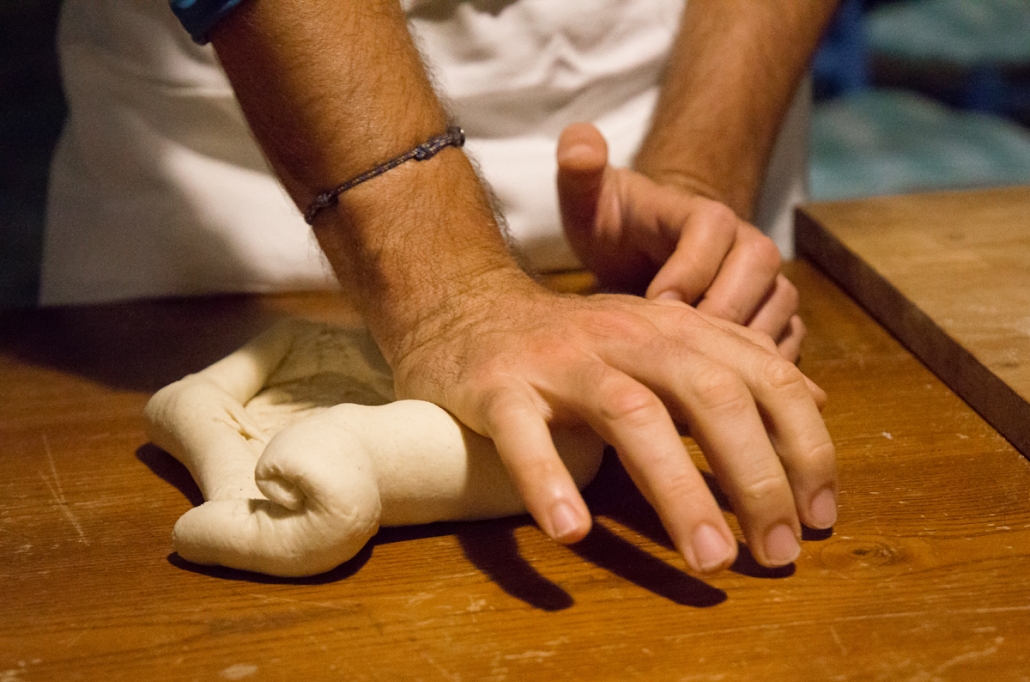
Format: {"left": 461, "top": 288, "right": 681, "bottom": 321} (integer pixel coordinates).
{"left": 455, "top": 518, "right": 574, "bottom": 612}
{"left": 139, "top": 443, "right": 810, "bottom": 605}
{"left": 387, "top": 451, "right": 736, "bottom": 608}
{"left": 583, "top": 450, "right": 828, "bottom": 580}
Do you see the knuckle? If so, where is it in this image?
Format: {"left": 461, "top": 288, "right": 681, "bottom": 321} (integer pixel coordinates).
{"left": 514, "top": 451, "right": 564, "bottom": 481}
{"left": 744, "top": 233, "right": 783, "bottom": 271}
{"left": 699, "top": 199, "right": 738, "bottom": 231}
{"left": 598, "top": 380, "right": 660, "bottom": 428}
{"left": 478, "top": 386, "right": 524, "bottom": 429}
{"left": 464, "top": 371, "right": 506, "bottom": 409}
{"left": 690, "top": 364, "right": 749, "bottom": 412}
{"left": 658, "top": 470, "right": 705, "bottom": 501}
{"left": 637, "top": 470, "right": 703, "bottom": 508}
{"left": 740, "top": 470, "right": 788, "bottom": 505}
{"left": 760, "top": 357, "right": 806, "bottom": 392}
{"left": 792, "top": 439, "right": 837, "bottom": 475}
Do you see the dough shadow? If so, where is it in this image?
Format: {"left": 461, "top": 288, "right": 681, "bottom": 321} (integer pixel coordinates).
{"left": 137, "top": 443, "right": 204, "bottom": 507}
{"left": 167, "top": 544, "right": 373, "bottom": 585}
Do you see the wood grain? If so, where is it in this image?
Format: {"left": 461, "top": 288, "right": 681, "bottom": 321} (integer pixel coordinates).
{"left": 797, "top": 186, "right": 1030, "bottom": 457}
{"left": 2, "top": 262, "right": 1030, "bottom": 681}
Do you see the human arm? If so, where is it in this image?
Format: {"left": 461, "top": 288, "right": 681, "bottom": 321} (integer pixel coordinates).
{"left": 207, "top": 0, "right": 837, "bottom": 572}
{"left": 560, "top": 1, "right": 840, "bottom": 359}
{"left": 638, "top": 0, "right": 839, "bottom": 220}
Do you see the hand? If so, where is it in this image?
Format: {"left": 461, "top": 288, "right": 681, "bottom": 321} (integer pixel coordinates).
{"left": 390, "top": 270, "right": 837, "bottom": 574}
{"left": 557, "top": 122, "right": 805, "bottom": 361}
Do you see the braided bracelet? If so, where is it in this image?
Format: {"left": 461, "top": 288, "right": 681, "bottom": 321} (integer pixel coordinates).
{"left": 304, "top": 127, "right": 466, "bottom": 225}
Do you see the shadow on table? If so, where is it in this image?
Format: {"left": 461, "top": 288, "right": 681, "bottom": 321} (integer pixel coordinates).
{"left": 0, "top": 295, "right": 322, "bottom": 393}
{"left": 140, "top": 443, "right": 826, "bottom": 610}
{"left": 583, "top": 453, "right": 807, "bottom": 581}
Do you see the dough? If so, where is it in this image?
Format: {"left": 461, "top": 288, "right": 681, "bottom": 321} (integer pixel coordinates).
{"left": 145, "top": 319, "right": 605, "bottom": 577}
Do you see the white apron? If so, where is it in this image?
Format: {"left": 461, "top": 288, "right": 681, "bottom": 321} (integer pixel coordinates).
{"left": 41, "top": 0, "right": 807, "bottom": 305}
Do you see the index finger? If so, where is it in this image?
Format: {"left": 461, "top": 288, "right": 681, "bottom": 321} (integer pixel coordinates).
{"left": 643, "top": 194, "right": 739, "bottom": 305}
{"left": 481, "top": 388, "right": 593, "bottom": 544}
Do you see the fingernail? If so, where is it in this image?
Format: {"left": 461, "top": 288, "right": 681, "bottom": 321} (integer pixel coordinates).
{"left": 809, "top": 487, "right": 837, "bottom": 529}
{"left": 691, "top": 523, "right": 733, "bottom": 573}
{"left": 656, "top": 290, "right": 683, "bottom": 302}
{"left": 550, "top": 501, "right": 582, "bottom": 543}
{"left": 765, "top": 523, "right": 801, "bottom": 565}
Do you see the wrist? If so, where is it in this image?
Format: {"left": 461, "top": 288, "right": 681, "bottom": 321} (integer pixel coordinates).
{"left": 311, "top": 145, "right": 532, "bottom": 366}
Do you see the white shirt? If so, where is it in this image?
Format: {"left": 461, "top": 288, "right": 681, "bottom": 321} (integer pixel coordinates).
{"left": 41, "top": 0, "right": 807, "bottom": 305}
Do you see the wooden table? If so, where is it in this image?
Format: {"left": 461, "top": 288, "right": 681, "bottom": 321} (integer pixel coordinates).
{"left": 3, "top": 239, "right": 1030, "bottom": 678}
{"left": 798, "top": 185, "right": 1030, "bottom": 458}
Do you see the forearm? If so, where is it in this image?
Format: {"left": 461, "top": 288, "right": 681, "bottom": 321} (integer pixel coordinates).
{"left": 210, "top": 0, "right": 526, "bottom": 363}
{"left": 634, "top": 0, "right": 839, "bottom": 221}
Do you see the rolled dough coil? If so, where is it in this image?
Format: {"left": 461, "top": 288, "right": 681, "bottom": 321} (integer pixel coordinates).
{"left": 145, "top": 319, "right": 605, "bottom": 577}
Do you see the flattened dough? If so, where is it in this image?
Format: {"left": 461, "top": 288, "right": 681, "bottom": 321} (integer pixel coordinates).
{"left": 145, "top": 319, "right": 605, "bottom": 577}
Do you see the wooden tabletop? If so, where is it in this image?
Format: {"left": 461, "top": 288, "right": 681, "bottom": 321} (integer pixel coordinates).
{"left": 798, "top": 185, "right": 1030, "bottom": 457}
{"left": 2, "top": 256, "right": 1030, "bottom": 680}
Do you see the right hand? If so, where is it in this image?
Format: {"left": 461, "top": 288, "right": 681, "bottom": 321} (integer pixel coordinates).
{"left": 389, "top": 270, "right": 837, "bottom": 575}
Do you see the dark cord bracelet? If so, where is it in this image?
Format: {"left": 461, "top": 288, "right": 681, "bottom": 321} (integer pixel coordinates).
{"left": 304, "top": 126, "right": 466, "bottom": 225}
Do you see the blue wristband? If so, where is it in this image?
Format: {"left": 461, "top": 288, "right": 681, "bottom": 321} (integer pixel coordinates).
{"left": 169, "top": 0, "right": 248, "bottom": 45}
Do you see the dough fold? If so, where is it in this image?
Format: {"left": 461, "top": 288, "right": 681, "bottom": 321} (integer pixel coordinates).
{"left": 145, "top": 319, "right": 605, "bottom": 577}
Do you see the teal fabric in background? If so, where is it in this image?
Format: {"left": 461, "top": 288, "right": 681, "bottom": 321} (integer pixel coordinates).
{"left": 809, "top": 0, "right": 1030, "bottom": 200}
{"left": 866, "top": 0, "right": 1030, "bottom": 67}
{"left": 811, "top": 89, "right": 1030, "bottom": 200}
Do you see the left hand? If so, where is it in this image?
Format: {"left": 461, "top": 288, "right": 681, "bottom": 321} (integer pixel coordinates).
{"left": 557, "top": 122, "right": 805, "bottom": 361}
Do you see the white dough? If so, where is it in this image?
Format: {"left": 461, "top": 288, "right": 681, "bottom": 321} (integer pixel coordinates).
{"left": 145, "top": 319, "right": 605, "bottom": 577}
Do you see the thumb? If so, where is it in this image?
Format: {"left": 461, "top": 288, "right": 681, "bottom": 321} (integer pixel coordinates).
{"left": 557, "top": 122, "right": 609, "bottom": 238}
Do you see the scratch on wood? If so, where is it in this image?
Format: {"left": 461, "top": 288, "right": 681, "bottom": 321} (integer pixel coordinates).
{"left": 220, "top": 663, "right": 259, "bottom": 680}
{"left": 40, "top": 435, "right": 89, "bottom": 545}
{"left": 64, "top": 630, "right": 85, "bottom": 649}
{"left": 405, "top": 591, "right": 435, "bottom": 607}
{"left": 503, "top": 651, "right": 556, "bottom": 661}
{"left": 421, "top": 652, "right": 461, "bottom": 682}
{"left": 829, "top": 626, "right": 847, "bottom": 657}
{"left": 662, "top": 605, "right": 1030, "bottom": 642}
{"left": 248, "top": 593, "right": 355, "bottom": 612}
{"left": 934, "top": 646, "right": 998, "bottom": 675}
{"left": 903, "top": 646, "right": 1001, "bottom": 682}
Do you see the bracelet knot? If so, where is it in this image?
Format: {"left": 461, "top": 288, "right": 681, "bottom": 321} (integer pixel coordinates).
{"left": 304, "top": 127, "right": 466, "bottom": 225}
